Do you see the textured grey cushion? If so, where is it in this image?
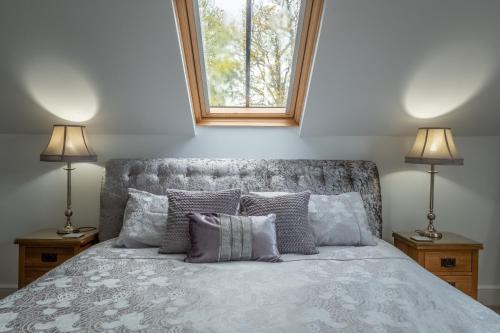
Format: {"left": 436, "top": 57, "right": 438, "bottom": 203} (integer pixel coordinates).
{"left": 240, "top": 192, "right": 318, "bottom": 254}
{"left": 252, "top": 191, "right": 376, "bottom": 246}
{"left": 99, "top": 159, "right": 383, "bottom": 242}
{"left": 159, "top": 189, "right": 241, "bottom": 253}
{"left": 116, "top": 188, "right": 168, "bottom": 248}
{"left": 310, "top": 192, "right": 376, "bottom": 246}
{"left": 186, "top": 213, "right": 280, "bottom": 263}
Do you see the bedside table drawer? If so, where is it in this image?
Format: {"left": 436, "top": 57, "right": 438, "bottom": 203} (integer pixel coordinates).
{"left": 25, "top": 247, "right": 73, "bottom": 267}
{"left": 439, "top": 275, "right": 473, "bottom": 297}
{"left": 424, "top": 251, "right": 472, "bottom": 273}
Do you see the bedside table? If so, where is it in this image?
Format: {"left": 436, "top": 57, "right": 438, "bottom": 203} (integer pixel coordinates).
{"left": 15, "top": 228, "right": 98, "bottom": 288}
{"left": 392, "top": 231, "right": 483, "bottom": 299}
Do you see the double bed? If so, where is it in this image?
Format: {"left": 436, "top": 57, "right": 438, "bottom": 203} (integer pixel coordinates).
{"left": 1, "top": 159, "right": 499, "bottom": 332}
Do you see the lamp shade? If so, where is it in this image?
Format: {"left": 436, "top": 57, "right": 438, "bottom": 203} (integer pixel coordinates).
{"left": 40, "top": 125, "right": 97, "bottom": 162}
{"left": 405, "top": 127, "right": 463, "bottom": 165}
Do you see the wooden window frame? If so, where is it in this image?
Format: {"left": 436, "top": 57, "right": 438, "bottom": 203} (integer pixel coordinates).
{"left": 174, "top": 0, "right": 324, "bottom": 127}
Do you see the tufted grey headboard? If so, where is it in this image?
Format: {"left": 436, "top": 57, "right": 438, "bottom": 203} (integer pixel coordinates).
{"left": 99, "top": 159, "right": 382, "bottom": 241}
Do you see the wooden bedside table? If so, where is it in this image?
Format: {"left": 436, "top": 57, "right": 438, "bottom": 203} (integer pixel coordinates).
{"left": 392, "top": 231, "right": 483, "bottom": 299}
{"left": 15, "top": 228, "right": 98, "bottom": 288}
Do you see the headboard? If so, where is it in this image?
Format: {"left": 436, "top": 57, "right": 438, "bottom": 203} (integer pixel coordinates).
{"left": 99, "top": 159, "right": 382, "bottom": 241}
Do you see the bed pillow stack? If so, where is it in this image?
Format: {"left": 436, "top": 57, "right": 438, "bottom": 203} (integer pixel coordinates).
{"left": 117, "top": 187, "right": 375, "bottom": 261}
{"left": 250, "top": 191, "right": 376, "bottom": 246}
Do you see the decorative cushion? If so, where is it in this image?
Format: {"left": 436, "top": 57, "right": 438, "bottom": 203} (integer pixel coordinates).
{"left": 159, "top": 189, "right": 241, "bottom": 254}
{"left": 115, "top": 188, "right": 168, "bottom": 248}
{"left": 240, "top": 192, "right": 318, "bottom": 255}
{"left": 310, "top": 192, "right": 376, "bottom": 246}
{"left": 185, "top": 213, "right": 280, "bottom": 263}
{"left": 251, "top": 191, "right": 376, "bottom": 246}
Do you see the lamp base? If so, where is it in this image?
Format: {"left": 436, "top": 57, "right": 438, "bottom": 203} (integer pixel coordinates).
{"left": 57, "top": 225, "right": 80, "bottom": 235}
{"left": 415, "top": 229, "right": 442, "bottom": 239}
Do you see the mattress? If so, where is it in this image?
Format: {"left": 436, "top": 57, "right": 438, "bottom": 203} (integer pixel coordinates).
{"left": 1, "top": 240, "right": 499, "bottom": 332}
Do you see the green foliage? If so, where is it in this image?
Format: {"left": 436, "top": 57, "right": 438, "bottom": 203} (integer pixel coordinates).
{"left": 199, "top": 0, "right": 245, "bottom": 106}
{"left": 199, "top": 0, "right": 300, "bottom": 108}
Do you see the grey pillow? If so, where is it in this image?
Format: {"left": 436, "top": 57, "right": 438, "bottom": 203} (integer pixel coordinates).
{"left": 251, "top": 191, "right": 376, "bottom": 246}
{"left": 186, "top": 213, "right": 280, "bottom": 263}
{"left": 159, "top": 189, "right": 241, "bottom": 254}
{"left": 240, "top": 192, "right": 318, "bottom": 255}
{"left": 116, "top": 188, "right": 168, "bottom": 248}
{"left": 310, "top": 192, "right": 376, "bottom": 246}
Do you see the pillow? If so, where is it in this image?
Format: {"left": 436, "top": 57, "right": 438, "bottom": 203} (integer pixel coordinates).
{"left": 251, "top": 191, "right": 376, "bottom": 246}
{"left": 240, "top": 192, "right": 318, "bottom": 255}
{"left": 159, "top": 189, "right": 241, "bottom": 254}
{"left": 116, "top": 188, "right": 168, "bottom": 248}
{"left": 185, "top": 213, "right": 280, "bottom": 263}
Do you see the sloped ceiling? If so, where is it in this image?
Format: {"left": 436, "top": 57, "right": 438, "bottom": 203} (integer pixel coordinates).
{"left": 0, "top": 0, "right": 499, "bottom": 136}
{"left": 301, "top": 0, "right": 500, "bottom": 136}
{"left": 0, "top": 0, "right": 194, "bottom": 135}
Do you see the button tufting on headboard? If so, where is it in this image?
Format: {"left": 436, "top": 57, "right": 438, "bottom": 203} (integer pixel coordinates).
{"left": 99, "top": 159, "right": 382, "bottom": 242}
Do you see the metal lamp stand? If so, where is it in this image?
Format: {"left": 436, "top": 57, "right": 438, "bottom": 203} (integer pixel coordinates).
{"left": 416, "top": 164, "right": 442, "bottom": 239}
{"left": 57, "top": 161, "right": 79, "bottom": 234}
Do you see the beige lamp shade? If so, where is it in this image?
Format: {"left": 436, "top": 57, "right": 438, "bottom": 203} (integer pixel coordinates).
{"left": 405, "top": 127, "right": 463, "bottom": 165}
{"left": 40, "top": 125, "right": 97, "bottom": 162}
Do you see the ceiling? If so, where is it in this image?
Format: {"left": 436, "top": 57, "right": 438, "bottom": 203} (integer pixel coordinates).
{"left": 0, "top": 0, "right": 195, "bottom": 135}
{"left": 301, "top": 0, "right": 500, "bottom": 136}
{"left": 0, "top": 0, "right": 499, "bottom": 136}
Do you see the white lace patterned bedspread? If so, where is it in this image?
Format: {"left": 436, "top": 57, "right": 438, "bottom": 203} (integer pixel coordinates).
{"left": 1, "top": 239, "right": 499, "bottom": 332}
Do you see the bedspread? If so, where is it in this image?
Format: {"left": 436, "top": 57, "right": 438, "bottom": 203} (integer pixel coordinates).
{"left": 1, "top": 240, "right": 499, "bottom": 332}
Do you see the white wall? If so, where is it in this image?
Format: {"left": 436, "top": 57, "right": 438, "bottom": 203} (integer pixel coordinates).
{"left": 1, "top": 129, "right": 499, "bottom": 305}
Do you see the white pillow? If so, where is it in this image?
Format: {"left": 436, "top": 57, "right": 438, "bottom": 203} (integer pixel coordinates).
{"left": 116, "top": 188, "right": 168, "bottom": 248}
{"left": 250, "top": 191, "right": 376, "bottom": 246}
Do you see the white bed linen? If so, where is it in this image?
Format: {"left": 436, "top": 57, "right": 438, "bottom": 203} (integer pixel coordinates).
{"left": 0, "top": 239, "right": 498, "bottom": 332}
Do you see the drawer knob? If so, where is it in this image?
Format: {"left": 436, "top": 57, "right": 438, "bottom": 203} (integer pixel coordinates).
{"left": 41, "top": 253, "right": 58, "bottom": 262}
{"left": 441, "top": 258, "right": 456, "bottom": 268}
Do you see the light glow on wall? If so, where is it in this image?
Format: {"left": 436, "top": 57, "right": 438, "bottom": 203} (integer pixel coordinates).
{"left": 403, "top": 43, "right": 496, "bottom": 119}
{"left": 23, "top": 59, "right": 99, "bottom": 122}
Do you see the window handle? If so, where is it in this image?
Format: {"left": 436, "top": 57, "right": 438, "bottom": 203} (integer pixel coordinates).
{"left": 441, "top": 258, "right": 456, "bottom": 268}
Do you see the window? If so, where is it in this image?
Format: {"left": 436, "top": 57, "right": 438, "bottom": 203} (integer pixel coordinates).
{"left": 174, "top": 0, "right": 324, "bottom": 126}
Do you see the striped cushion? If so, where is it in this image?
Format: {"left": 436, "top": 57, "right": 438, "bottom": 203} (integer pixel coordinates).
{"left": 218, "top": 214, "right": 253, "bottom": 261}
{"left": 185, "top": 213, "right": 280, "bottom": 263}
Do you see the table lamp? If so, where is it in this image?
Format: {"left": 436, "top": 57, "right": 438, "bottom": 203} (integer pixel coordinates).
{"left": 40, "top": 125, "right": 97, "bottom": 234}
{"left": 405, "top": 127, "right": 463, "bottom": 239}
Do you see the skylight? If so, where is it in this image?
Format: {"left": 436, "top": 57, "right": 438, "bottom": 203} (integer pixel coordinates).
{"left": 174, "top": 0, "right": 324, "bottom": 126}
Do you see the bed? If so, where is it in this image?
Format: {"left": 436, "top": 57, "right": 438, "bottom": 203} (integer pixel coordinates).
{"left": 1, "top": 159, "right": 499, "bottom": 332}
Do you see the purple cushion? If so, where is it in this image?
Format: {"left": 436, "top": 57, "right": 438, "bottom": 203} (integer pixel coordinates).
{"left": 185, "top": 213, "right": 280, "bottom": 263}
